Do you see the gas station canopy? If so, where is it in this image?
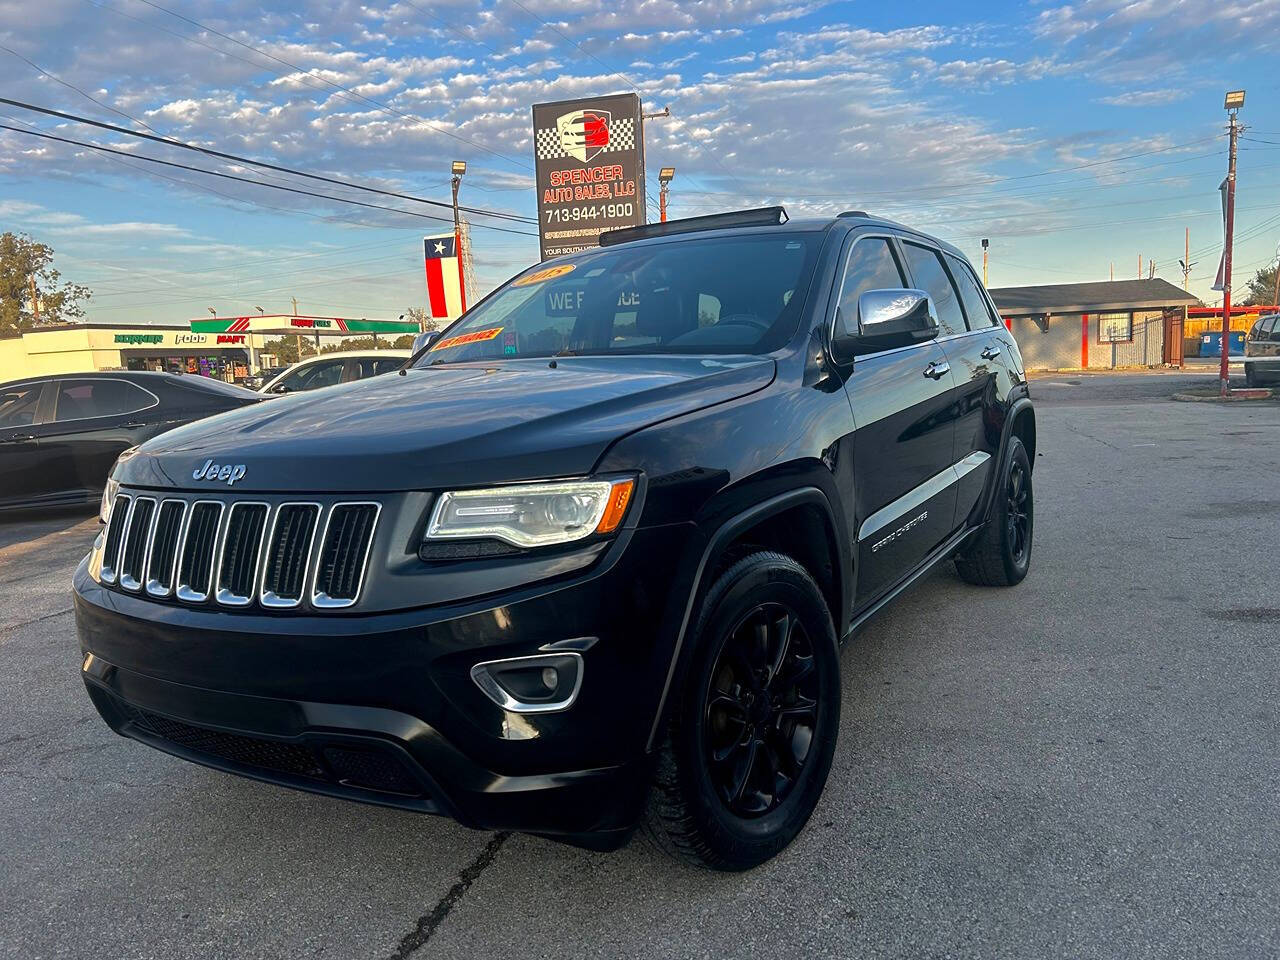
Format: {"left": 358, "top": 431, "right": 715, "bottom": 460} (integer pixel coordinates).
{"left": 191, "top": 314, "right": 420, "bottom": 336}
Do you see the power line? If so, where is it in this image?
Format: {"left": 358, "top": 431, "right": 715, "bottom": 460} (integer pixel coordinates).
{"left": 0, "top": 122, "right": 540, "bottom": 237}
{"left": 0, "top": 98, "right": 536, "bottom": 225}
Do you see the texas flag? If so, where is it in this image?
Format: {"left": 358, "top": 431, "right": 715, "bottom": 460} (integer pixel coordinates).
{"left": 424, "top": 232, "right": 466, "bottom": 320}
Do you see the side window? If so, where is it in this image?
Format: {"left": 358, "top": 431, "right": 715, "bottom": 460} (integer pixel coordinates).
{"left": 0, "top": 382, "right": 44, "bottom": 428}
{"left": 1266, "top": 317, "right": 1280, "bottom": 342}
{"left": 372, "top": 357, "right": 405, "bottom": 375}
{"left": 53, "top": 379, "right": 154, "bottom": 422}
{"left": 284, "top": 359, "right": 344, "bottom": 391}
{"left": 901, "top": 243, "right": 967, "bottom": 337}
{"left": 946, "top": 253, "right": 998, "bottom": 328}
{"left": 835, "top": 237, "right": 907, "bottom": 338}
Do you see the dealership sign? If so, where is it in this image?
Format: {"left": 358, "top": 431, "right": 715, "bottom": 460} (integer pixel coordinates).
{"left": 532, "top": 93, "right": 646, "bottom": 260}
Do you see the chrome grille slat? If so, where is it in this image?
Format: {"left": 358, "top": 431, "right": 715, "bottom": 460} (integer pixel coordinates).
{"left": 215, "top": 502, "right": 269, "bottom": 606}
{"left": 261, "top": 503, "right": 321, "bottom": 608}
{"left": 145, "top": 500, "right": 187, "bottom": 597}
{"left": 312, "top": 503, "right": 380, "bottom": 609}
{"left": 100, "top": 494, "right": 132, "bottom": 584}
{"left": 104, "top": 493, "right": 378, "bottom": 611}
{"left": 176, "top": 500, "right": 224, "bottom": 603}
{"left": 118, "top": 497, "right": 156, "bottom": 592}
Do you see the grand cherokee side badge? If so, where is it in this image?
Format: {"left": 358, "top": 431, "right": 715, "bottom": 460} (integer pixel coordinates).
{"left": 193, "top": 459, "right": 247, "bottom": 486}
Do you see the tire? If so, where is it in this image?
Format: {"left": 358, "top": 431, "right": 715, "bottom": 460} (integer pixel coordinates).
{"left": 644, "top": 551, "right": 841, "bottom": 871}
{"left": 955, "top": 435, "right": 1033, "bottom": 587}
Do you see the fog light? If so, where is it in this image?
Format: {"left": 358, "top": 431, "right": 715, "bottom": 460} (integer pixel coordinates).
{"left": 470, "top": 653, "right": 583, "bottom": 714}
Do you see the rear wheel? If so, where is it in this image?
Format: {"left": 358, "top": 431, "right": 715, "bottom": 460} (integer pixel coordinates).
{"left": 644, "top": 551, "right": 840, "bottom": 870}
{"left": 955, "top": 435, "right": 1033, "bottom": 587}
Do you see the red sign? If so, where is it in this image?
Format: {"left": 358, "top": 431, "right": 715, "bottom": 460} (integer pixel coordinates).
{"left": 216, "top": 334, "right": 246, "bottom": 345}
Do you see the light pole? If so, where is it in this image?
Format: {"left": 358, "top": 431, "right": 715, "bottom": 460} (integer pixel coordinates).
{"left": 981, "top": 238, "right": 989, "bottom": 286}
{"left": 1220, "top": 89, "right": 1244, "bottom": 397}
{"left": 658, "top": 167, "right": 675, "bottom": 223}
{"left": 451, "top": 160, "right": 468, "bottom": 311}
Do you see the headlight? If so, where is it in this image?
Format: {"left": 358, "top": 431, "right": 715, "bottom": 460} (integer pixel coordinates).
{"left": 100, "top": 446, "right": 139, "bottom": 523}
{"left": 425, "top": 477, "right": 635, "bottom": 549}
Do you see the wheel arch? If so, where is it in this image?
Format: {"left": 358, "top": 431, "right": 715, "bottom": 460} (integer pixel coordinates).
{"left": 646, "top": 484, "right": 848, "bottom": 751}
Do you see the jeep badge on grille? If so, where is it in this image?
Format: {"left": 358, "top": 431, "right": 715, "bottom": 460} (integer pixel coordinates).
{"left": 192, "top": 459, "right": 247, "bottom": 486}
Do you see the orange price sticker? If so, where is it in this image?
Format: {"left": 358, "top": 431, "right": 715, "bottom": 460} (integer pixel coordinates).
{"left": 430, "top": 326, "right": 505, "bottom": 351}
{"left": 512, "top": 263, "right": 576, "bottom": 287}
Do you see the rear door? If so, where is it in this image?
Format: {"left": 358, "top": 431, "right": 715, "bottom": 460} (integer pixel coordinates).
{"left": 838, "top": 233, "right": 959, "bottom": 606}
{"left": 0, "top": 380, "right": 51, "bottom": 504}
{"left": 40, "top": 378, "right": 160, "bottom": 499}
{"left": 936, "top": 249, "right": 1012, "bottom": 525}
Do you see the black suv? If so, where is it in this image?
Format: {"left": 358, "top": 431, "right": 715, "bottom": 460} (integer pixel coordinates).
{"left": 75, "top": 208, "right": 1035, "bottom": 870}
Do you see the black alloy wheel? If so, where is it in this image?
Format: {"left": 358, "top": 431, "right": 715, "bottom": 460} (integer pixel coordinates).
{"left": 704, "top": 602, "right": 819, "bottom": 818}
{"left": 955, "top": 434, "right": 1033, "bottom": 587}
{"left": 1006, "top": 457, "right": 1030, "bottom": 566}
{"left": 645, "top": 551, "right": 840, "bottom": 871}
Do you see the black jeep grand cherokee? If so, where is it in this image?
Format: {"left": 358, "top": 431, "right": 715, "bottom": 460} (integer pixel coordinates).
{"left": 75, "top": 208, "right": 1035, "bottom": 870}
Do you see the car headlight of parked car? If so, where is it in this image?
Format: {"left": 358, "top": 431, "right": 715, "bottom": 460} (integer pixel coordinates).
{"left": 424, "top": 477, "right": 634, "bottom": 549}
{"left": 100, "top": 446, "right": 140, "bottom": 523}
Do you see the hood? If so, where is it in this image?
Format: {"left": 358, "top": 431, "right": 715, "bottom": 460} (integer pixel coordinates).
{"left": 119, "top": 354, "right": 776, "bottom": 493}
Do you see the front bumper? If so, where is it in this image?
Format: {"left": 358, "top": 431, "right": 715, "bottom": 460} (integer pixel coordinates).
{"left": 74, "top": 520, "right": 696, "bottom": 839}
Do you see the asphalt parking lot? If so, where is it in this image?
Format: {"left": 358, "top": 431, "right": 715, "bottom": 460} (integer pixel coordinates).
{"left": 2, "top": 371, "right": 1277, "bottom": 960}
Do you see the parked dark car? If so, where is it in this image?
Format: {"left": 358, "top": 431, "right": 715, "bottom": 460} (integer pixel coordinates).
{"left": 1, "top": 371, "right": 262, "bottom": 514}
{"left": 75, "top": 208, "right": 1035, "bottom": 870}
{"left": 1243, "top": 313, "right": 1280, "bottom": 386}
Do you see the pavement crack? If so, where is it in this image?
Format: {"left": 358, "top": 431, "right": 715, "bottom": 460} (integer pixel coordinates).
{"left": 386, "top": 831, "right": 509, "bottom": 959}
{"left": 0, "top": 608, "right": 75, "bottom": 633}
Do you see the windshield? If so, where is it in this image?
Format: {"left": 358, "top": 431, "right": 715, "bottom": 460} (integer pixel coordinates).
{"left": 415, "top": 232, "right": 820, "bottom": 366}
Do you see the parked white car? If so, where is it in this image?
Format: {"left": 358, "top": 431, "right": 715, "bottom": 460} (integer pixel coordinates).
{"left": 260, "top": 350, "right": 411, "bottom": 394}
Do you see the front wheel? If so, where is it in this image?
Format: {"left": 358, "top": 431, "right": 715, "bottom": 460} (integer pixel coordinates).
{"left": 955, "top": 435, "right": 1033, "bottom": 587}
{"left": 644, "top": 551, "right": 841, "bottom": 870}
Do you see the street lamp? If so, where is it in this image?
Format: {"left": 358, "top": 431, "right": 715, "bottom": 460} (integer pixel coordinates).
{"left": 254, "top": 306, "right": 264, "bottom": 314}
{"left": 658, "top": 167, "right": 675, "bottom": 223}
{"left": 1224, "top": 90, "right": 1245, "bottom": 110}
{"left": 206, "top": 306, "right": 216, "bottom": 317}
{"left": 981, "top": 238, "right": 989, "bottom": 286}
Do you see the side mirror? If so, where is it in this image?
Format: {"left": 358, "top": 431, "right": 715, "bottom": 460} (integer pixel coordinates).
{"left": 411, "top": 331, "right": 439, "bottom": 355}
{"left": 270, "top": 384, "right": 291, "bottom": 394}
{"left": 831, "top": 288, "right": 938, "bottom": 361}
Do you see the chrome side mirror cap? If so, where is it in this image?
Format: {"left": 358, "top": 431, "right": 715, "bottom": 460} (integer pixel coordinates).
{"left": 831, "top": 288, "right": 939, "bottom": 360}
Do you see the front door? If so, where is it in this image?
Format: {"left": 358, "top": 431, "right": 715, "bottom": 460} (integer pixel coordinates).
{"left": 0, "top": 381, "right": 50, "bottom": 505}
{"left": 832, "top": 233, "right": 959, "bottom": 607}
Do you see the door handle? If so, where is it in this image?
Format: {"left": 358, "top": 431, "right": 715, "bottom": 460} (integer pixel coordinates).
{"left": 2, "top": 433, "right": 35, "bottom": 443}
{"left": 122, "top": 421, "right": 146, "bottom": 428}
{"left": 980, "top": 346, "right": 1002, "bottom": 360}
{"left": 923, "top": 361, "right": 950, "bottom": 380}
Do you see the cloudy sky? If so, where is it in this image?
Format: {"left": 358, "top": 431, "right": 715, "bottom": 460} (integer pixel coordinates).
{"left": 1, "top": 0, "right": 1278, "bottom": 324}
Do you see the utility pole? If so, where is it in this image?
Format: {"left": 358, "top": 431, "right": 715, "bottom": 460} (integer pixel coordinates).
{"left": 1138, "top": 254, "right": 1142, "bottom": 280}
{"left": 1220, "top": 90, "right": 1244, "bottom": 397}
{"left": 1185, "top": 228, "right": 1190, "bottom": 290}
{"left": 28, "top": 275, "right": 39, "bottom": 322}
{"left": 658, "top": 167, "right": 675, "bottom": 223}
{"left": 291, "top": 296, "right": 303, "bottom": 362}
{"left": 981, "top": 239, "right": 989, "bottom": 286}
{"left": 1110, "top": 262, "right": 1114, "bottom": 281}
{"left": 451, "top": 161, "right": 468, "bottom": 312}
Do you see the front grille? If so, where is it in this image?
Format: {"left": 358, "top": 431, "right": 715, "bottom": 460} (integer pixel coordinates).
{"left": 118, "top": 497, "right": 155, "bottom": 591}
{"left": 313, "top": 503, "right": 380, "bottom": 608}
{"left": 121, "top": 705, "right": 424, "bottom": 798}
{"left": 101, "top": 493, "right": 377, "bottom": 611}
{"left": 216, "top": 502, "right": 269, "bottom": 605}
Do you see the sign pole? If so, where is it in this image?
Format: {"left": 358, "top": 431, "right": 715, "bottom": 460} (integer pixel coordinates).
{"left": 1220, "top": 97, "right": 1242, "bottom": 397}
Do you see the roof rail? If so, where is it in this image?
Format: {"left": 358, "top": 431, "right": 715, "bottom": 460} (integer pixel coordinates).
{"left": 599, "top": 206, "right": 789, "bottom": 246}
{"left": 836, "top": 210, "right": 869, "bottom": 218}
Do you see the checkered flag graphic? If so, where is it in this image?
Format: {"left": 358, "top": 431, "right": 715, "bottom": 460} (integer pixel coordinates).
{"left": 534, "top": 117, "right": 637, "bottom": 161}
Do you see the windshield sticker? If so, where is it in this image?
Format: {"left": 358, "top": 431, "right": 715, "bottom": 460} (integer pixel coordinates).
{"left": 430, "top": 326, "right": 504, "bottom": 351}
{"left": 513, "top": 263, "right": 576, "bottom": 287}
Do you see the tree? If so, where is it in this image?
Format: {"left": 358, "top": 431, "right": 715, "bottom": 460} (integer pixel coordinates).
{"left": 0, "top": 232, "right": 92, "bottom": 333}
{"left": 406, "top": 306, "right": 440, "bottom": 332}
{"left": 260, "top": 335, "right": 317, "bottom": 366}
{"left": 1241, "top": 263, "right": 1278, "bottom": 307}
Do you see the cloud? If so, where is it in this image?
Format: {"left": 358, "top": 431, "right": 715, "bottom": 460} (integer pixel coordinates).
{"left": 1097, "top": 89, "right": 1183, "bottom": 107}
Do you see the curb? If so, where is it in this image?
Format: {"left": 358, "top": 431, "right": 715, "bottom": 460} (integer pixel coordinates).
{"left": 1172, "top": 388, "right": 1273, "bottom": 403}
